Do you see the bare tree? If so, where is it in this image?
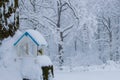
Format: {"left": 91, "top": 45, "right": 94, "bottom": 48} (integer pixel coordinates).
{"left": 43, "top": 0, "right": 79, "bottom": 69}
{"left": 97, "top": 15, "right": 114, "bottom": 61}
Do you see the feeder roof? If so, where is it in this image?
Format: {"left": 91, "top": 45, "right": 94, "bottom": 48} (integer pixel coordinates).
{"left": 14, "top": 29, "right": 47, "bottom": 47}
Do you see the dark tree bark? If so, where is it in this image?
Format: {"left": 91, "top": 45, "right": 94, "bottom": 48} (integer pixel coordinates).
{"left": 56, "top": 0, "right": 64, "bottom": 70}
{"left": 0, "top": 0, "right": 19, "bottom": 41}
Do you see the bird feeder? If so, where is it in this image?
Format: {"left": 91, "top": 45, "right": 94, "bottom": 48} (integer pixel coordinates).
{"left": 14, "top": 29, "right": 47, "bottom": 57}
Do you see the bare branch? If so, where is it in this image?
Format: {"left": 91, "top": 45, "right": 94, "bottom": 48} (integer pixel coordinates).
{"left": 48, "top": 21, "right": 56, "bottom": 28}
{"left": 76, "top": 36, "right": 83, "bottom": 42}
{"left": 61, "top": 3, "right": 67, "bottom": 8}
{"left": 20, "top": 0, "right": 31, "bottom": 12}
{"left": 20, "top": 17, "right": 44, "bottom": 27}
{"left": 59, "top": 0, "right": 62, "bottom": 6}
{"left": 101, "top": 20, "right": 111, "bottom": 33}
{"left": 57, "top": 0, "right": 79, "bottom": 29}
{"left": 61, "top": 7, "right": 68, "bottom": 12}
{"left": 38, "top": 23, "right": 46, "bottom": 28}
{"left": 102, "top": 16, "right": 109, "bottom": 24}
{"left": 63, "top": 31, "right": 71, "bottom": 38}
{"left": 67, "top": 0, "right": 79, "bottom": 20}
{"left": 101, "top": 20, "right": 108, "bottom": 28}
{"left": 60, "top": 2, "right": 69, "bottom": 12}
{"left": 65, "top": 0, "right": 79, "bottom": 29}
{"left": 30, "top": 0, "right": 34, "bottom": 7}
{"left": 38, "top": 5, "right": 56, "bottom": 13}
{"left": 101, "top": 16, "right": 111, "bottom": 33}
{"left": 20, "top": 17, "right": 47, "bottom": 31}
{"left": 63, "top": 24, "right": 74, "bottom": 33}
{"left": 108, "top": 17, "right": 111, "bottom": 28}
{"left": 43, "top": 16, "right": 57, "bottom": 26}
{"left": 97, "top": 15, "right": 112, "bottom": 33}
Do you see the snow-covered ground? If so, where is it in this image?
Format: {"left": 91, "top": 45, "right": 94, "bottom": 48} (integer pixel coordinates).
{"left": 1, "top": 65, "right": 120, "bottom": 80}
{"left": 0, "top": 66, "right": 22, "bottom": 80}
{"left": 54, "top": 70, "right": 120, "bottom": 80}
{"left": 54, "top": 62, "right": 120, "bottom": 80}
{"left": 0, "top": 60, "right": 120, "bottom": 80}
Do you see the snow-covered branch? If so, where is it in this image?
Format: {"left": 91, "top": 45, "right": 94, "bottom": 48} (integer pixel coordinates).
{"left": 43, "top": 16, "right": 57, "bottom": 27}
{"left": 63, "top": 31, "right": 71, "bottom": 38}
{"left": 63, "top": 24, "right": 74, "bottom": 33}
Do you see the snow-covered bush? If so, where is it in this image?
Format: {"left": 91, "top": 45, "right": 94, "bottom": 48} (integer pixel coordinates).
{"left": 0, "top": 30, "right": 54, "bottom": 80}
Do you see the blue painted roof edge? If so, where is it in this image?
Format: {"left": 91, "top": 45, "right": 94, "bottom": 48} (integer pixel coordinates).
{"left": 14, "top": 32, "right": 39, "bottom": 46}
{"left": 14, "top": 33, "right": 25, "bottom": 46}
{"left": 27, "top": 33, "right": 39, "bottom": 46}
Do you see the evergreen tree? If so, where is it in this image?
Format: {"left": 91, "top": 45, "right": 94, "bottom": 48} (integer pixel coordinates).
{"left": 0, "top": 0, "right": 19, "bottom": 41}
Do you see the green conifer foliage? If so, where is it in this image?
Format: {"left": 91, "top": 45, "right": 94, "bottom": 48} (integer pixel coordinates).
{"left": 0, "top": 0, "right": 19, "bottom": 41}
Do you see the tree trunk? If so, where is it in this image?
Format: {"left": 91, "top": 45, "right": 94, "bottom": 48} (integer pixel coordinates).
{"left": 58, "top": 32, "right": 64, "bottom": 70}
{"left": 109, "top": 32, "right": 113, "bottom": 60}
{"left": 57, "top": 0, "right": 64, "bottom": 69}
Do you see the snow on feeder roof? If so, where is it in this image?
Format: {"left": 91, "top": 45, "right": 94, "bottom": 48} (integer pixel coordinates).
{"left": 14, "top": 29, "right": 47, "bottom": 47}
